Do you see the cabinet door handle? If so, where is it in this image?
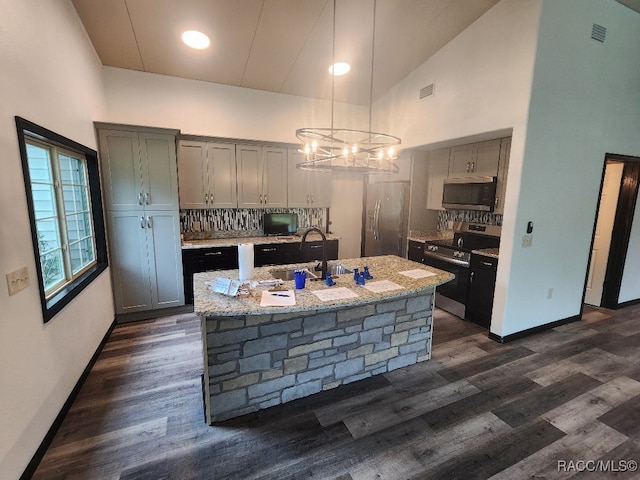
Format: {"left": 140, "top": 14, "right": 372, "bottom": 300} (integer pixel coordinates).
{"left": 307, "top": 194, "right": 310, "bottom": 204}
{"left": 481, "top": 261, "right": 493, "bottom": 267}
{"left": 261, "top": 247, "right": 276, "bottom": 252}
{"left": 310, "top": 245, "right": 322, "bottom": 249}
{"left": 470, "top": 161, "right": 475, "bottom": 172}
{"left": 205, "top": 193, "right": 209, "bottom": 204}
{"left": 494, "top": 195, "right": 499, "bottom": 208}
{"left": 138, "top": 192, "right": 143, "bottom": 205}
{"left": 259, "top": 194, "right": 263, "bottom": 204}
{"left": 264, "top": 194, "right": 267, "bottom": 204}
{"left": 466, "top": 162, "right": 470, "bottom": 173}
{"left": 146, "top": 216, "right": 152, "bottom": 228}
{"left": 470, "top": 271, "right": 474, "bottom": 283}
{"left": 310, "top": 194, "right": 314, "bottom": 204}
{"left": 143, "top": 192, "right": 150, "bottom": 205}
{"left": 205, "top": 251, "right": 222, "bottom": 256}
{"left": 140, "top": 216, "right": 145, "bottom": 228}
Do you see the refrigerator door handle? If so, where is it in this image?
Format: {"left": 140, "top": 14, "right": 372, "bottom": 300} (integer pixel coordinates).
{"left": 373, "top": 199, "right": 381, "bottom": 241}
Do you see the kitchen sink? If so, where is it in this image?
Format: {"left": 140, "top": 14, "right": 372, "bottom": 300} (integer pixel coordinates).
{"left": 269, "top": 268, "right": 317, "bottom": 281}
{"left": 269, "top": 264, "right": 352, "bottom": 281}
{"left": 327, "top": 264, "right": 352, "bottom": 276}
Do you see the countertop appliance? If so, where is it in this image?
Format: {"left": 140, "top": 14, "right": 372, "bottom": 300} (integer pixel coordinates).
{"left": 422, "top": 222, "right": 500, "bottom": 319}
{"left": 363, "top": 181, "right": 409, "bottom": 257}
{"left": 442, "top": 176, "right": 497, "bottom": 211}
{"left": 263, "top": 212, "right": 297, "bottom": 236}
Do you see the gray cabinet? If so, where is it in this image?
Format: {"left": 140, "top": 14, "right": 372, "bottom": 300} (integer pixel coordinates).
{"left": 98, "top": 126, "right": 184, "bottom": 315}
{"left": 237, "top": 145, "right": 287, "bottom": 208}
{"left": 425, "top": 148, "right": 450, "bottom": 210}
{"left": 287, "top": 149, "right": 331, "bottom": 208}
{"left": 494, "top": 137, "right": 511, "bottom": 215}
{"left": 177, "top": 141, "right": 237, "bottom": 209}
{"left": 107, "top": 211, "right": 184, "bottom": 313}
{"left": 99, "top": 129, "right": 179, "bottom": 211}
{"left": 448, "top": 139, "right": 501, "bottom": 178}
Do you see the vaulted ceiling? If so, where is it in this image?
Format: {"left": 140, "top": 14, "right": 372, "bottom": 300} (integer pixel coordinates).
{"left": 71, "top": 0, "right": 640, "bottom": 106}
{"left": 71, "top": 0, "right": 500, "bottom": 105}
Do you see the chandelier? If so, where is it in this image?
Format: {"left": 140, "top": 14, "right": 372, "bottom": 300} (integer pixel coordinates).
{"left": 296, "top": 0, "right": 401, "bottom": 174}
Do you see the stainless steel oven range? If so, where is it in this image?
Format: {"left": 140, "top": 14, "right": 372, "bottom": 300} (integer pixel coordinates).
{"left": 422, "top": 222, "right": 501, "bottom": 319}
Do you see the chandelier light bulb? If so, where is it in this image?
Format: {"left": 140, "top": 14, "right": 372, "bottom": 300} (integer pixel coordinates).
{"left": 388, "top": 147, "right": 395, "bottom": 158}
{"left": 351, "top": 144, "right": 358, "bottom": 154}
{"left": 342, "top": 146, "right": 349, "bottom": 157}
{"left": 377, "top": 150, "right": 384, "bottom": 159}
{"left": 311, "top": 140, "right": 318, "bottom": 152}
{"left": 304, "top": 143, "right": 311, "bottom": 155}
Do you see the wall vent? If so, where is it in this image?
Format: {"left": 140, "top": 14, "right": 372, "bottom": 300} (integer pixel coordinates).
{"left": 591, "top": 23, "right": 606, "bottom": 43}
{"left": 419, "top": 83, "right": 435, "bottom": 100}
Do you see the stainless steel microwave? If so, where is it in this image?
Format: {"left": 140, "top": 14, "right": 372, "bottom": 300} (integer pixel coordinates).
{"left": 442, "top": 176, "right": 497, "bottom": 211}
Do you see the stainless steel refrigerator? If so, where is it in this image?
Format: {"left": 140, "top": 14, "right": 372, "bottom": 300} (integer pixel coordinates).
{"left": 363, "top": 181, "right": 410, "bottom": 257}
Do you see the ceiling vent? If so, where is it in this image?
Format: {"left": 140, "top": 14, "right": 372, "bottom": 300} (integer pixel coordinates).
{"left": 419, "top": 83, "right": 435, "bottom": 100}
{"left": 591, "top": 23, "right": 606, "bottom": 43}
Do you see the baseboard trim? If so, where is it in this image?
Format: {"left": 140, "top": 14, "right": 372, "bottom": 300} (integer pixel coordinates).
{"left": 20, "top": 318, "right": 117, "bottom": 480}
{"left": 116, "top": 305, "right": 193, "bottom": 324}
{"left": 615, "top": 298, "right": 640, "bottom": 309}
{"left": 488, "top": 314, "right": 581, "bottom": 343}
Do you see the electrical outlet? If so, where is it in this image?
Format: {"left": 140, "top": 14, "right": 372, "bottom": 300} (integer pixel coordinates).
{"left": 7, "top": 266, "right": 30, "bottom": 295}
{"left": 522, "top": 234, "right": 533, "bottom": 248}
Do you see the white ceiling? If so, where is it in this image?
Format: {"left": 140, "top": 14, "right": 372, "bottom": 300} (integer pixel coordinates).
{"left": 71, "top": 0, "right": 502, "bottom": 105}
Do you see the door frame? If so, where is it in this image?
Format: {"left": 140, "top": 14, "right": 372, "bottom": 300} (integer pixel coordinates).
{"left": 583, "top": 153, "right": 640, "bottom": 310}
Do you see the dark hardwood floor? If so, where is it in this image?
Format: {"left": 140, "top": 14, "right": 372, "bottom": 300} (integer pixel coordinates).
{"left": 31, "top": 304, "right": 640, "bottom": 479}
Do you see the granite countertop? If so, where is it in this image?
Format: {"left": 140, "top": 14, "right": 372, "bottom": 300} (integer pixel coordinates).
{"left": 194, "top": 255, "right": 454, "bottom": 317}
{"left": 182, "top": 233, "right": 340, "bottom": 249}
{"left": 472, "top": 248, "right": 499, "bottom": 259}
{"left": 407, "top": 230, "right": 454, "bottom": 243}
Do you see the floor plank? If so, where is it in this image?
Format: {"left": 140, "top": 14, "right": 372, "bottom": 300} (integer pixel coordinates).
{"left": 30, "top": 304, "right": 640, "bottom": 479}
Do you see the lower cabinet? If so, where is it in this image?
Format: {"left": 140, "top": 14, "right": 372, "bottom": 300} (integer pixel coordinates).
{"left": 182, "top": 239, "right": 340, "bottom": 303}
{"left": 407, "top": 240, "right": 425, "bottom": 263}
{"left": 465, "top": 254, "right": 498, "bottom": 328}
{"left": 299, "top": 239, "right": 338, "bottom": 263}
{"left": 182, "top": 246, "right": 239, "bottom": 304}
{"left": 108, "top": 211, "right": 184, "bottom": 314}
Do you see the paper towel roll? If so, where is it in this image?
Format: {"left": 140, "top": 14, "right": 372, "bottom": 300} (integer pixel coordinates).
{"left": 238, "top": 243, "right": 254, "bottom": 281}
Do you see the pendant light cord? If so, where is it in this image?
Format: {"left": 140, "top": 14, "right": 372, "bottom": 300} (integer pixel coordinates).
{"left": 368, "top": 0, "right": 376, "bottom": 135}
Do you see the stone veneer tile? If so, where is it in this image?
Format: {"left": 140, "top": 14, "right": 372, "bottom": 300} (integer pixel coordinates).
{"left": 348, "top": 344, "right": 374, "bottom": 359}
{"left": 243, "top": 334, "right": 288, "bottom": 356}
{"left": 284, "top": 356, "right": 308, "bottom": 374}
{"left": 391, "top": 331, "right": 410, "bottom": 346}
{"left": 337, "top": 305, "right": 376, "bottom": 323}
{"left": 289, "top": 339, "right": 333, "bottom": 356}
{"left": 248, "top": 375, "right": 296, "bottom": 399}
{"left": 223, "top": 373, "right": 260, "bottom": 391}
{"left": 365, "top": 347, "right": 399, "bottom": 366}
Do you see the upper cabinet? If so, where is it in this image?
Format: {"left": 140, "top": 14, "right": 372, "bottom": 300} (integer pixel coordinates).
{"left": 448, "top": 139, "right": 502, "bottom": 178}
{"left": 287, "top": 149, "right": 331, "bottom": 208}
{"left": 237, "top": 145, "right": 287, "bottom": 208}
{"left": 99, "top": 129, "right": 179, "bottom": 211}
{"left": 177, "top": 140, "right": 237, "bottom": 209}
{"left": 494, "top": 137, "right": 511, "bottom": 215}
{"left": 425, "top": 148, "right": 451, "bottom": 211}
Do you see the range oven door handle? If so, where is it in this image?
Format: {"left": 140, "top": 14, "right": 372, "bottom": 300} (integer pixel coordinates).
{"left": 423, "top": 251, "right": 470, "bottom": 268}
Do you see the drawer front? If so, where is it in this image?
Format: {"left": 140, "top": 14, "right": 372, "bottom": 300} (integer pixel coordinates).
{"left": 407, "top": 240, "right": 425, "bottom": 263}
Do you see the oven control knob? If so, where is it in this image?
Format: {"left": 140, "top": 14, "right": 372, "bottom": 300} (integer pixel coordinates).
{"left": 427, "top": 245, "right": 437, "bottom": 252}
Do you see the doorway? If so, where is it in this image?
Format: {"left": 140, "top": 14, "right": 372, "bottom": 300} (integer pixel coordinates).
{"left": 585, "top": 155, "right": 640, "bottom": 309}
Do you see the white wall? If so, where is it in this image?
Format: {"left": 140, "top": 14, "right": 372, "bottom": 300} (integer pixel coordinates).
{"left": 0, "top": 1, "right": 113, "bottom": 478}
{"left": 619, "top": 196, "right": 640, "bottom": 303}
{"left": 495, "top": 0, "right": 640, "bottom": 336}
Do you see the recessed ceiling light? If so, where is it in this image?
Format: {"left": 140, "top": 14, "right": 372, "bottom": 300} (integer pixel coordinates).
{"left": 182, "top": 30, "right": 210, "bottom": 50}
{"left": 329, "top": 62, "right": 350, "bottom": 76}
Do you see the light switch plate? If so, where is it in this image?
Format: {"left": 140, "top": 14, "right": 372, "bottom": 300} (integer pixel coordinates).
{"left": 7, "top": 266, "right": 30, "bottom": 295}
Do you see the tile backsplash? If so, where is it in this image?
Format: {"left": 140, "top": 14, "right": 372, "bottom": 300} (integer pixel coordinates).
{"left": 180, "top": 208, "right": 327, "bottom": 239}
{"left": 437, "top": 210, "right": 502, "bottom": 231}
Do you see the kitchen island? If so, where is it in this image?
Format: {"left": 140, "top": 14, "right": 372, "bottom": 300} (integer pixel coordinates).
{"left": 194, "top": 255, "right": 454, "bottom": 423}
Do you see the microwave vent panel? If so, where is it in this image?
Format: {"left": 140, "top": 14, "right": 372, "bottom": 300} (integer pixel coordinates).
{"left": 591, "top": 23, "right": 606, "bottom": 43}
{"left": 419, "top": 83, "right": 435, "bottom": 100}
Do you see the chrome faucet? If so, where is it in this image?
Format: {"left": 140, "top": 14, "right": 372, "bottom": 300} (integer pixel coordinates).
{"left": 300, "top": 227, "right": 327, "bottom": 279}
